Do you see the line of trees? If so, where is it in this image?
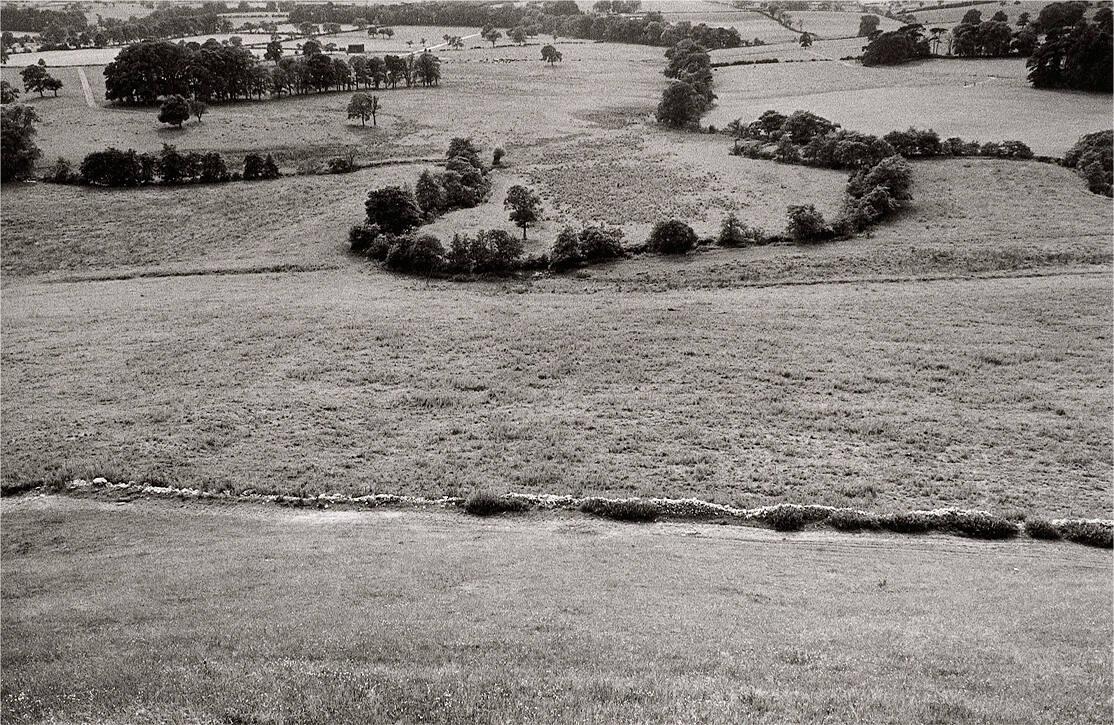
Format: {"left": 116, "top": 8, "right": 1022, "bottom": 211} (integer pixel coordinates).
{"left": 104, "top": 40, "right": 441, "bottom": 105}
{"left": 860, "top": 2, "right": 1111, "bottom": 92}
{"left": 47, "top": 144, "right": 281, "bottom": 187}
{"left": 656, "top": 40, "right": 715, "bottom": 129}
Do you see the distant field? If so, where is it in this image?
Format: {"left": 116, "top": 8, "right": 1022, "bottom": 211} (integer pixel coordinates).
{"left": 908, "top": 0, "right": 1099, "bottom": 28}
{"left": 793, "top": 11, "right": 904, "bottom": 37}
{"left": 708, "top": 57, "right": 1113, "bottom": 156}
{"left": 2, "top": 496, "right": 1111, "bottom": 723}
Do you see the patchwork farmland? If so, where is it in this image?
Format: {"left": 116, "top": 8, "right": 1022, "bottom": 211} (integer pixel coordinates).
{"left": 1, "top": 1, "right": 1111, "bottom": 722}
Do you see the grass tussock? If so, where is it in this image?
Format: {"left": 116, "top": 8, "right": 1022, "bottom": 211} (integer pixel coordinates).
{"left": 462, "top": 490, "right": 529, "bottom": 517}
{"left": 579, "top": 498, "right": 661, "bottom": 522}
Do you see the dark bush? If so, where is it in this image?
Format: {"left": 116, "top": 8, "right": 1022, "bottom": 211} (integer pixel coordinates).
{"left": 463, "top": 490, "right": 529, "bottom": 516}
{"left": 578, "top": 225, "right": 625, "bottom": 262}
{"left": 942, "top": 511, "right": 1019, "bottom": 539}
{"left": 803, "top": 130, "right": 896, "bottom": 169}
{"left": 326, "top": 155, "right": 356, "bottom": 174}
{"left": 45, "top": 156, "right": 73, "bottom": 183}
{"left": 492, "top": 147, "right": 505, "bottom": 167}
{"left": 647, "top": 219, "right": 698, "bottom": 255}
{"left": 415, "top": 169, "right": 447, "bottom": 216}
{"left": 1024, "top": 517, "right": 1062, "bottom": 540}
{"left": 548, "top": 227, "right": 582, "bottom": 271}
{"left": 827, "top": 509, "right": 881, "bottom": 531}
{"left": 786, "top": 204, "right": 831, "bottom": 242}
{"left": 882, "top": 127, "right": 942, "bottom": 158}
{"left": 79, "top": 147, "right": 145, "bottom": 187}
{"left": 349, "top": 223, "right": 383, "bottom": 255}
{"left": 1063, "top": 130, "right": 1112, "bottom": 196}
{"left": 847, "top": 155, "right": 913, "bottom": 200}
{"left": 197, "top": 152, "right": 229, "bottom": 183}
{"left": 1057, "top": 521, "right": 1114, "bottom": 548}
{"left": 364, "top": 185, "right": 424, "bottom": 235}
{"left": 384, "top": 234, "right": 446, "bottom": 275}
{"left": 448, "top": 229, "right": 524, "bottom": 274}
{"left": 580, "top": 498, "right": 660, "bottom": 522}
{"left": 879, "top": 511, "right": 934, "bottom": 534}
{"left": 780, "top": 109, "right": 838, "bottom": 145}
{"left": 759, "top": 505, "right": 829, "bottom": 532}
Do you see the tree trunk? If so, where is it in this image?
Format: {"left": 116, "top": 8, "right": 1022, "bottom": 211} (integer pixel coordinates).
{"left": 522, "top": 225, "right": 527, "bottom": 241}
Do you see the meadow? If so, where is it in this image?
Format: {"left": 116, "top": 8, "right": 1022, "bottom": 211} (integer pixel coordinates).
{"left": 2, "top": 266, "right": 1110, "bottom": 517}
{"left": 1, "top": 495, "right": 1110, "bottom": 724}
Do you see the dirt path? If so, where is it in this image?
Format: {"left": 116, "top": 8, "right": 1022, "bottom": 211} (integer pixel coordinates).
{"left": 76, "top": 67, "right": 97, "bottom": 109}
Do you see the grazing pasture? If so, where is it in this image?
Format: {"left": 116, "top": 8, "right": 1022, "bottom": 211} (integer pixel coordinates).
{"left": 1, "top": 496, "right": 1110, "bottom": 724}
{"left": 2, "top": 267, "right": 1110, "bottom": 517}
{"left": 708, "top": 58, "right": 1113, "bottom": 156}
{"left": 793, "top": 11, "right": 904, "bottom": 38}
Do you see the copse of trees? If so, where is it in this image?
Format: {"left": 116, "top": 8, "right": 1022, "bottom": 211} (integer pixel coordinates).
{"left": 1027, "top": 9, "right": 1112, "bottom": 92}
{"left": 861, "top": 25, "right": 930, "bottom": 66}
{"left": 858, "top": 14, "right": 881, "bottom": 37}
{"left": 1063, "top": 130, "right": 1112, "bottom": 196}
{"left": 548, "top": 225, "right": 625, "bottom": 270}
{"left": 1, "top": 105, "right": 41, "bottom": 182}
{"left": 105, "top": 40, "right": 443, "bottom": 106}
{"left": 657, "top": 39, "right": 715, "bottom": 129}
{"left": 61, "top": 145, "right": 281, "bottom": 187}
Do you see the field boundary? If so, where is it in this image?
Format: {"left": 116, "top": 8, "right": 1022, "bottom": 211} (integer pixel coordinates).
{"left": 6, "top": 478, "right": 1110, "bottom": 549}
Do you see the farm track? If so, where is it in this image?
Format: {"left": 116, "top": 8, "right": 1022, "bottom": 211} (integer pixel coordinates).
{"left": 76, "top": 67, "right": 97, "bottom": 109}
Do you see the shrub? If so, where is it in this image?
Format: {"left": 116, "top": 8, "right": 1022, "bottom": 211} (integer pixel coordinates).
{"left": 1057, "top": 520, "right": 1113, "bottom": 548}
{"left": 384, "top": 234, "right": 446, "bottom": 275}
{"left": 448, "top": 229, "right": 524, "bottom": 274}
{"left": 718, "top": 212, "right": 768, "bottom": 247}
{"left": 197, "top": 152, "right": 229, "bottom": 183}
{"left": 414, "top": 170, "right": 446, "bottom": 216}
{"left": 942, "top": 511, "right": 1018, "bottom": 539}
{"left": 1063, "top": 130, "right": 1112, "bottom": 196}
{"left": 463, "top": 490, "right": 529, "bottom": 516}
{"left": 1024, "top": 517, "right": 1062, "bottom": 540}
{"left": 980, "top": 139, "right": 1034, "bottom": 159}
{"left": 847, "top": 155, "right": 913, "bottom": 200}
{"left": 647, "top": 219, "right": 698, "bottom": 255}
{"left": 879, "top": 511, "right": 934, "bottom": 534}
{"left": 549, "top": 227, "right": 582, "bottom": 271}
{"left": 157, "top": 94, "right": 190, "bottom": 128}
{"left": 326, "top": 155, "right": 356, "bottom": 173}
{"left": 577, "top": 225, "right": 625, "bottom": 262}
{"left": 882, "top": 127, "right": 942, "bottom": 157}
{"left": 492, "top": 147, "right": 505, "bottom": 167}
{"left": 46, "top": 156, "right": 73, "bottom": 183}
{"left": 827, "top": 509, "right": 881, "bottom": 531}
{"left": 157, "top": 143, "right": 192, "bottom": 184}
{"left": 839, "top": 184, "right": 899, "bottom": 232}
{"left": 775, "top": 136, "right": 801, "bottom": 163}
{"left": 243, "top": 153, "right": 281, "bottom": 181}
{"left": 580, "top": 498, "right": 660, "bottom": 522}
{"left": 79, "top": 147, "right": 144, "bottom": 187}
{"left": 780, "top": 110, "right": 837, "bottom": 145}
{"left": 348, "top": 223, "right": 382, "bottom": 255}
{"left": 786, "top": 204, "right": 830, "bottom": 242}
{"left": 803, "top": 130, "right": 895, "bottom": 169}
{"left": 758, "top": 505, "right": 829, "bottom": 532}
{"left": 364, "top": 185, "right": 424, "bottom": 234}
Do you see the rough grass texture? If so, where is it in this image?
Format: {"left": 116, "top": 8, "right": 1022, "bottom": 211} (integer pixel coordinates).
{"left": 22, "top": 479, "right": 1113, "bottom": 548}
{"left": 3, "top": 271, "right": 1110, "bottom": 518}
{"left": 2, "top": 495, "right": 1110, "bottom": 724}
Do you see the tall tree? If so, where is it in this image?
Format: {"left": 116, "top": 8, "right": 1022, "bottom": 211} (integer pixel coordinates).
{"left": 0, "top": 104, "right": 40, "bottom": 181}
{"left": 158, "top": 94, "right": 190, "bottom": 128}
{"left": 541, "top": 44, "right": 563, "bottom": 64}
{"left": 504, "top": 184, "right": 543, "bottom": 240}
{"left": 347, "top": 92, "right": 379, "bottom": 126}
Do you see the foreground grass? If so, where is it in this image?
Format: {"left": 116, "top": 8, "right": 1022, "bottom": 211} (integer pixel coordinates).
{"left": 1, "top": 496, "right": 1110, "bottom": 724}
{"left": 1, "top": 270, "right": 1110, "bottom": 516}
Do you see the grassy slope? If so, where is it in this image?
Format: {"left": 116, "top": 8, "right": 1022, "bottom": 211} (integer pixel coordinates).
{"left": 2, "top": 269, "right": 1109, "bottom": 517}
{"left": 2, "top": 496, "right": 1111, "bottom": 724}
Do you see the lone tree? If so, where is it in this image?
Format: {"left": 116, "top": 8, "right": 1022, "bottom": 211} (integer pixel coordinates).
{"left": 541, "top": 44, "right": 563, "bottom": 64}
{"left": 20, "top": 64, "right": 58, "bottom": 97}
{"left": 158, "top": 94, "right": 191, "bottom": 128}
{"left": 857, "top": 14, "right": 880, "bottom": 37}
{"left": 504, "top": 184, "right": 543, "bottom": 240}
{"left": 484, "top": 28, "right": 502, "bottom": 47}
{"left": 264, "top": 40, "right": 283, "bottom": 61}
{"left": 347, "top": 92, "right": 380, "bottom": 126}
{"left": 509, "top": 26, "right": 527, "bottom": 45}
{"left": 799, "top": 32, "right": 813, "bottom": 47}
{"left": 189, "top": 99, "right": 207, "bottom": 122}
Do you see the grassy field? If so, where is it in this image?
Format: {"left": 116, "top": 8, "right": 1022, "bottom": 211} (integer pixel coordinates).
{"left": 708, "top": 56, "right": 1113, "bottom": 156}
{"left": 2, "top": 495, "right": 1111, "bottom": 724}
{"left": 2, "top": 266, "right": 1110, "bottom": 517}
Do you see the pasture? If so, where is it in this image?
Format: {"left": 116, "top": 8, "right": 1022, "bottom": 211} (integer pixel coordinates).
{"left": 1, "top": 495, "right": 1111, "bottom": 724}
